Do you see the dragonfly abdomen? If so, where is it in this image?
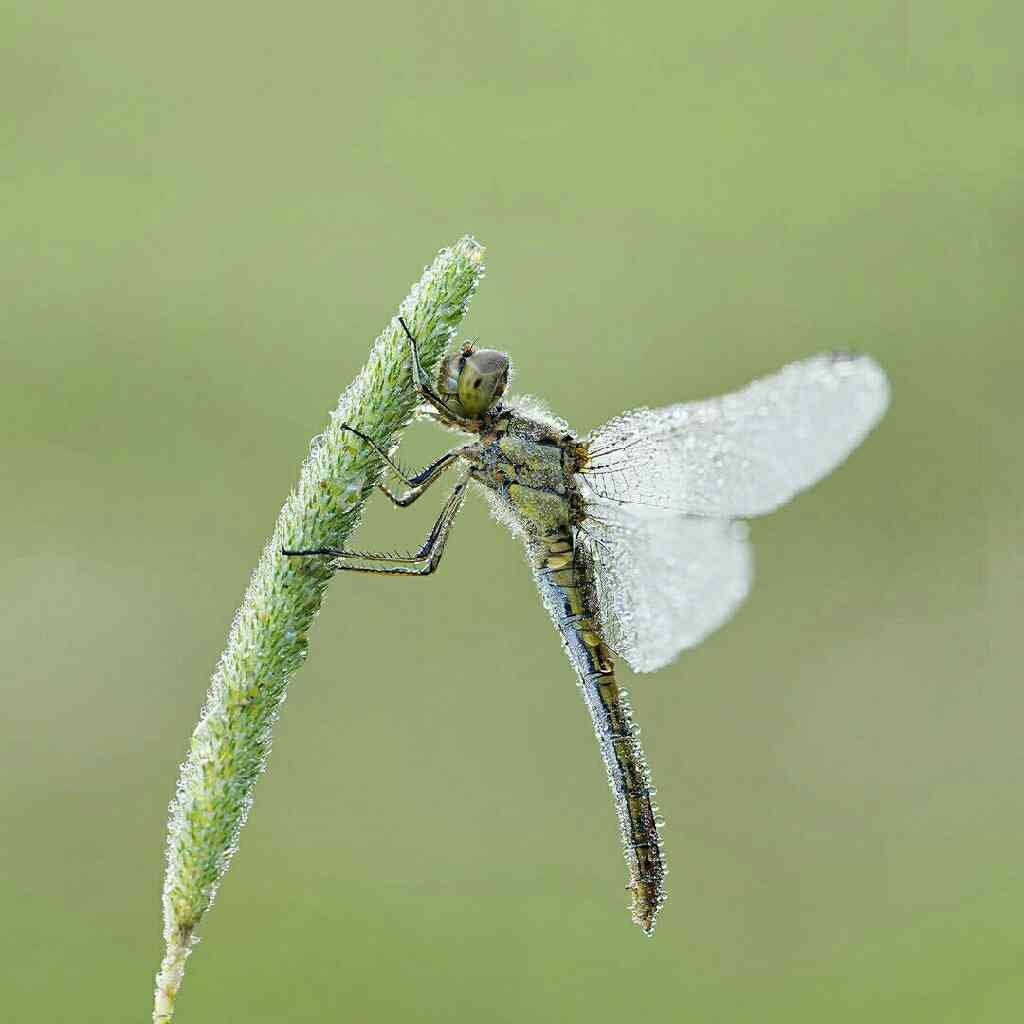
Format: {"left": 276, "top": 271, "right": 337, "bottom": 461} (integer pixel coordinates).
{"left": 533, "top": 531, "right": 667, "bottom": 934}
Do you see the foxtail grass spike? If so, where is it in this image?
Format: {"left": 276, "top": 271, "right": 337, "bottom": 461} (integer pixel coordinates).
{"left": 153, "top": 237, "right": 486, "bottom": 1022}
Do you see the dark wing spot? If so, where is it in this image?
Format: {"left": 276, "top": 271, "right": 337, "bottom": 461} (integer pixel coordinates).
{"left": 473, "top": 379, "right": 481, "bottom": 388}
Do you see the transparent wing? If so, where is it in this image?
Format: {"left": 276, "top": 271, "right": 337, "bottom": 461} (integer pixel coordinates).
{"left": 577, "top": 505, "right": 753, "bottom": 673}
{"left": 578, "top": 353, "right": 889, "bottom": 517}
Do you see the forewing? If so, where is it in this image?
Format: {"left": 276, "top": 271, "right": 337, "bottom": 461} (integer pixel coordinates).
{"left": 578, "top": 505, "right": 753, "bottom": 673}
{"left": 579, "top": 353, "right": 889, "bottom": 517}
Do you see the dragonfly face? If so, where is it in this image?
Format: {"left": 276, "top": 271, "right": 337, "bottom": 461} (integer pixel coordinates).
{"left": 284, "top": 318, "right": 890, "bottom": 935}
{"left": 438, "top": 343, "right": 510, "bottom": 417}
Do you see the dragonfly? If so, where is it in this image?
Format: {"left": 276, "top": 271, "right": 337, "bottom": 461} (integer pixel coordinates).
{"left": 284, "top": 318, "right": 890, "bottom": 935}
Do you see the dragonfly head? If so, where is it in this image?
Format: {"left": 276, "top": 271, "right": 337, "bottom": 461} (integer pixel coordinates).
{"left": 440, "top": 343, "right": 510, "bottom": 417}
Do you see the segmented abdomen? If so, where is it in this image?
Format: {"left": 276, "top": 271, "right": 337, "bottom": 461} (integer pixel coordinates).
{"left": 532, "top": 529, "right": 666, "bottom": 934}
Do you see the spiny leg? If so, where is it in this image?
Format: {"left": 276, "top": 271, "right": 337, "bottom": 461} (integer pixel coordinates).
{"left": 281, "top": 477, "right": 468, "bottom": 577}
{"left": 397, "top": 316, "right": 480, "bottom": 431}
{"left": 335, "top": 422, "right": 414, "bottom": 485}
{"left": 377, "top": 446, "right": 472, "bottom": 508}
{"left": 335, "top": 421, "right": 471, "bottom": 509}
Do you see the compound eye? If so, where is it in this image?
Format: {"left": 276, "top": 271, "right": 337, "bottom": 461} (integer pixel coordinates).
{"left": 457, "top": 349, "right": 510, "bottom": 415}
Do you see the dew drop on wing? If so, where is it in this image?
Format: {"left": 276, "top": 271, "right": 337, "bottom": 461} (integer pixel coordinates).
{"left": 579, "top": 353, "right": 889, "bottom": 519}
{"left": 575, "top": 353, "right": 888, "bottom": 671}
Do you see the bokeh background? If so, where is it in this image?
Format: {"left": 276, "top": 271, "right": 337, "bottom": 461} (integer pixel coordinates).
{"left": 3, "top": 3, "right": 1020, "bottom": 1021}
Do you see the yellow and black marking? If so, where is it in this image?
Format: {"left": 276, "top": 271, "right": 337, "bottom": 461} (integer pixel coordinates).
{"left": 535, "top": 529, "right": 666, "bottom": 934}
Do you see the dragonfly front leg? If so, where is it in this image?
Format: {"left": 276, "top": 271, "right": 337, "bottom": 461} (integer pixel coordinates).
{"left": 282, "top": 477, "right": 468, "bottom": 577}
{"left": 398, "top": 317, "right": 481, "bottom": 431}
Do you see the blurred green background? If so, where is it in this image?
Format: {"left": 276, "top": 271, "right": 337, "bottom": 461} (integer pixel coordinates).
{"left": 2, "top": 2, "right": 1020, "bottom": 1021}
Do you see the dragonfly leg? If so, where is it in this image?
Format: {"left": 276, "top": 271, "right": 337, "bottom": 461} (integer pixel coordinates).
{"left": 397, "top": 316, "right": 480, "bottom": 431}
{"left": 282, "top": 478, "right": 467, "bottom": 577}
{"left": 335, "top": 422, "right": 415, "bottom": 485}
{"left": 377, "top": 445, "right": 472, "bottom": 508}
{"left": 334, "top": 421, "right": 471, "bottom": 508}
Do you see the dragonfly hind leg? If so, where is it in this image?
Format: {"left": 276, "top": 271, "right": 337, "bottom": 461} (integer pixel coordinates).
{"left": 282, "top": 478, "right": 468, "bottom": 577}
